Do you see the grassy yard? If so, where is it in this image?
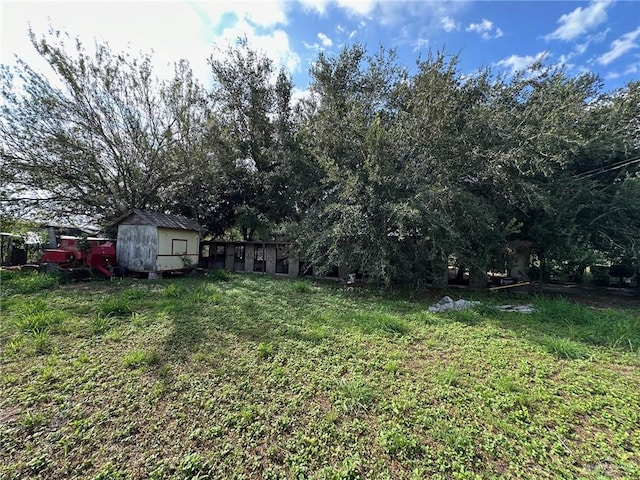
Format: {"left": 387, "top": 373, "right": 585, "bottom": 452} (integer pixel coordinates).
{"left": 1, "top": 270, "right": 639, "bottom": 479}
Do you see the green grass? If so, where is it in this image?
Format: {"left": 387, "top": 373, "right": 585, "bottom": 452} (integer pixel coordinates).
{"left": 1, "top": 269, "right": 59, "bottom": 295}
{"left": 1, "top": 272, "right": 639, "bottom": 479}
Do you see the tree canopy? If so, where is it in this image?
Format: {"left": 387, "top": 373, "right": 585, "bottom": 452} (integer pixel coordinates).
{"left": 1, "top": 30, "right": 638, "bottom": 285}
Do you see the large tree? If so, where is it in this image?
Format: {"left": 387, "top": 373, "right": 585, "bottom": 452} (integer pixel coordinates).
{"left": 202, "top": 38, "right": 300, "bottom": 240}
{"left": 292, "top": 46, "right": 520, "bottom": 284}
{"left": 0, "top": 29, "right": 209, "bottom": 225}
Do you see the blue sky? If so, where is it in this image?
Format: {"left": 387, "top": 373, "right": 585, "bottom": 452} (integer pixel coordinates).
{"left": 1, "top": 0, "right": 639, "bottom": 96}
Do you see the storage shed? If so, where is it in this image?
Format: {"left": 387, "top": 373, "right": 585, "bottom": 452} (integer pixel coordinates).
{"left": 111, "top": 209, "right": 200, "bottom": 277}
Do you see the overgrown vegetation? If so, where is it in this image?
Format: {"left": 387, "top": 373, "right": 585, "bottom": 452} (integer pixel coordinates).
{"left": 1, "top": 273, "right": 638, "bottom": 479}
{"left": 1, "top": 269, "right": 59, "bottom": 295}
{"left": 2, "top": 31, "right": 639, "bottom": 284}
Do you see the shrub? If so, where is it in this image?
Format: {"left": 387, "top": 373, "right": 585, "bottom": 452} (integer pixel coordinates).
{"left": 123, "top": 287, "right": 148, "bottom": 300}
{"left": 32, "top": 331, "right": 51, "bottom": 354}
{"left": 590, "top": 265, "right": 610, "bottom": 286}
{"left": 163, "top": 283, "right": 186, "bottom": 298}
{"left": 90, "top": 315, "right": 113, "bottom": 335}
{"left": 379, "top": 426, "right": 421, "bottom": 458}
{"left": 609, "top": 264, "right": 634, "bottom": 285}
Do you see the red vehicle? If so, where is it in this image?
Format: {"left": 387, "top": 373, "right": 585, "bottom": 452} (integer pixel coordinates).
{"left": 41, "top": 235, "right": 120, "bottom": 278}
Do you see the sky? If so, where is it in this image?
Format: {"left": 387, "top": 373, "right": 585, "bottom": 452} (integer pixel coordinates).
{"left": 1, "top": 0, "right": 639, "bottom": 97}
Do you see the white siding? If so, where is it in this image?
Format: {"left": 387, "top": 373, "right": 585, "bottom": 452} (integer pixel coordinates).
{"left": 156, "top": 228, "right": 200, "bottom": 271}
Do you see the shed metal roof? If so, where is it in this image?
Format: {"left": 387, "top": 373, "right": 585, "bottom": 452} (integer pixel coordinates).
{"left": 112, "top": 209, "right": 201, "bottom": 231}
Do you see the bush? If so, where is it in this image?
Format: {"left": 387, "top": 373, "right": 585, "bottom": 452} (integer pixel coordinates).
{"left": 590, "top": 265, "right": 610, "bottom": 286}
{"left": 609, "top": 264, "right": 634, "bottom": 285}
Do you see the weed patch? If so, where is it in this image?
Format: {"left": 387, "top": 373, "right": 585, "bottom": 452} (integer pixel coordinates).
{"left": 293, "top": 279, "right": 313, "bottom": 293}
{"left": 14, "top": 309, "right": 64, "bottom": 333}
{"left": 97, "top": 297, "right": 133, "bottom": 317}
{"left": 333, "top": 378, "right": 376, "bottom": 414}
{"left": 206, "top": 269, "right": 231, "bottom": 282}
{"left": 1, "top": 270, "right": 59, "bottom": 295}
{"left": 122, "top": 349, "right": 160, "bottom": 369}
{"left": 540, "top": 336, "right": 591, "bottom": 359}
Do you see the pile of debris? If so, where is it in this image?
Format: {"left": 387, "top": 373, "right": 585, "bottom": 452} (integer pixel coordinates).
{"left": 428, "top": 296, "right": 535, "bottom": 314}
{"left": 427, "top": 296, "right": 480, "bottom": 313}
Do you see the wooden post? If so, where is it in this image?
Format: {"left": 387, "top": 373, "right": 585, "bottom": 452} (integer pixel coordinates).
{"left": 244, "top": 243, "right": 255, "bottom": 272}
{"left": 224, "top": 243, "right": 234, "bottom": 272}
{"left": 266, "top": 244, "right": 276, "bottom": 274}
{"left": 288, "top": 255, "right": 299, "bottom": 277}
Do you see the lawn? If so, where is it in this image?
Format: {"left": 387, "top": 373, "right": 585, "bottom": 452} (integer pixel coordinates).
{"left": 1, "top": 270, "right": 639, "bottom": 479}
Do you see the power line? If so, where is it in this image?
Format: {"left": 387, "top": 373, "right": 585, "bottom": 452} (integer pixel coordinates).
{"left": 572, "top": 156, "right": 640, "bottom": 180}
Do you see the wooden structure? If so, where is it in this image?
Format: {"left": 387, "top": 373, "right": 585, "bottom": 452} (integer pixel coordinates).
{"left": 111, "top": 209, "right": 200, "bottom": 277}
{"left": 199, "top": 240, "right": 350, "bottom": 280}
{"left": 200, "top": 241, "right": 298, "bottom": 277}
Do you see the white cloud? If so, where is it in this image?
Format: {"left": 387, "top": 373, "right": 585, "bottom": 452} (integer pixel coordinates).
{"left": 196, "top": 0, "right": 289, "bottom": 29}
{"left": 496, "top": 51, "right": 549, "bottom": 76}
{"left": 466, "top": 18, "right": 503, "bottom": 40}
{"left": 467, "top": 19, "right": 492, "bottom": 35}
{"left": 575, "top": 42, "right": 589, "bottom": 56}
{"left": 597, "top": 26, "right": 640, "bottom": 65}
{"left": 440, "top": 16, "right": 459, "bottom": 33}
{"left": 1, "top": 1, "right": 216, "bottom": 84}
{"left": 336, "top": 0, "right": 378, "bottom": 17}
{"left": 299, "top": 0, "right": 378, "bottom": 17}
{"left": 303, "top": 32, "right": 334, "bottom": 52}
{"left": 544, "top": 0, "right": 612, "bottom": 41}
{"left": 213, "top": 19, "right": 301, "bottom": 74}
{"left": 624, "top": 63, "right": 639, "bottom": 75}
{"left": 0, "top": 1, "right": 303, "bottom": 88}
{"left": 557, "top": 53, "right": 573, "bottom": 67}
{"left": 299, "top": 0, "right": 331, "bottom": 15}
{"left": 603, "top": 62, "right": 638, "bottom": 80}
{"left": 336, "top": 24, "right": 358, "bottom": 40}
{"left": 411, "top": 37, "right": 430, "bottom": 52}
{"left": 317, "top": 32, "right": 333, "bottom": 47}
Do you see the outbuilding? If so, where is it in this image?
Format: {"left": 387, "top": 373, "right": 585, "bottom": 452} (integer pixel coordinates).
{"left": 111, "top": 209, "right": 200, "bottom": 278}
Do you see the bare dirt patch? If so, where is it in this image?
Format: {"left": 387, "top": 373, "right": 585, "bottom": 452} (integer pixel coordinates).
{"left": 541, "top": 284, "right": 640, "bottom": 310}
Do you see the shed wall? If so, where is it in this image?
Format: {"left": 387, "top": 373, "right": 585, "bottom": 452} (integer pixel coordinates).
{"left": 156, "top": 228, "right": 200, "bottom": 271}
{"left": 116, "top": 225, "right": 157, "bottom": 272}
